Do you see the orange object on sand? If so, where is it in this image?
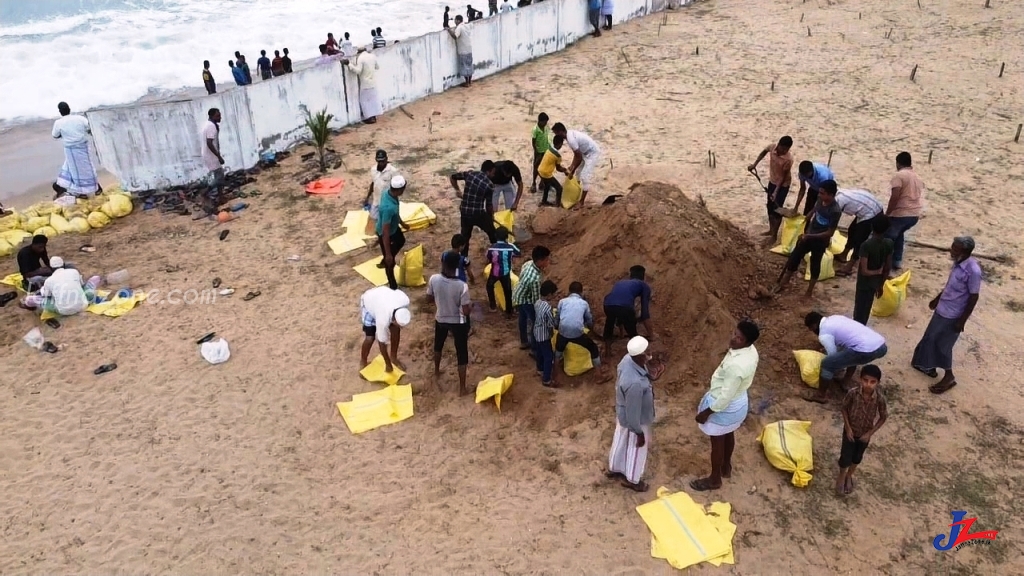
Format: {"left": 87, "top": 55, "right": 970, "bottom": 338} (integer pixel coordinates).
{"left": 305, "top": 178, "right": 345, "bottom": 195}
{"left": 217, "top": 211, "right": 232, "bottom": 223}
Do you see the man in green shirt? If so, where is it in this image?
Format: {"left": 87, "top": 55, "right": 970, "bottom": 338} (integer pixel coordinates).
{"left": 852, "top": 216, "right": 893, "bottom": 324}
{"left": 377, "top": 175, "right": 409, "bottom": 290}
{"left": 530, "top": 112, "right": 551, "bottom": 193}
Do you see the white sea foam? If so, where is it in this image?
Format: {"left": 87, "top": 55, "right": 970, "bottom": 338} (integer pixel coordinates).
{"left": 0, "top": 0, "right": 455, "bottom": 122}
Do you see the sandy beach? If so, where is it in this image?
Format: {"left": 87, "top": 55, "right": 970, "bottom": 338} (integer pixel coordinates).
{"left": 2, "top": 0, "right": 1023, "bottom": 574}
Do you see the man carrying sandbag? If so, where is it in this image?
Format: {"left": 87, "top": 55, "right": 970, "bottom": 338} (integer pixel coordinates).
{"left": 803, "top": 312, "right": 888, "bottom": 404}
{"left": 773, "top": 180, "right": 841, "bottom": 298}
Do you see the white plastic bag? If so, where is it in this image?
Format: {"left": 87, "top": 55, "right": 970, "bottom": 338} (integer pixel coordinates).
{"left": 200, "top": 338, "right": 231, "bottom": 364}
{"left": 23, "top": 327, "right": 44, "bottom": 350}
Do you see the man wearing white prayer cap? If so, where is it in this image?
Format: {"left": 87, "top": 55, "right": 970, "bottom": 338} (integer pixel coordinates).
{"left": 359, "top": 286, "right": 412, "bottom": 373}
{"left": 606, "top": 336, "right": 665, "bottom": 492}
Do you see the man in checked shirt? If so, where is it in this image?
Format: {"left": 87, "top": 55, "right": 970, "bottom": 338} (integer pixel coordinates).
{"left": 449, "top": 161, "right": 499, "bottom": 257}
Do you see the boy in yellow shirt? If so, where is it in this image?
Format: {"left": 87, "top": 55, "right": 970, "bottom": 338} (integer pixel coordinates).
{"left": 537, "top": 135, "right": 567, "bottom": 207}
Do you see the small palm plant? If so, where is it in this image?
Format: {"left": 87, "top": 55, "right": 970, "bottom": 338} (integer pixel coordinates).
{"left": 303, "top": 106, "right": 334, "bottom": 172}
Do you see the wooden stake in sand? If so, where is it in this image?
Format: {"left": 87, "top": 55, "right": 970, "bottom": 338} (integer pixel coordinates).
{"left": 1015, "top": 123, "right": 1023, "bottom": 143}
{"left": 399, "top": 105, "right": 414, "bottom": 120}
{"left": 859, "top": 12, "right": 862, "bottom": 19}
{"left": 999, "top": 62, "right": 1005, "bottom": 78}
{"left": 712, "top": 152, "right": 717, "bottom": 169}
{"left": 928, "top": 150, "right": 933, "bottom": 164}
{"left": 917, "top": 0, "right": 921, "bottom": 8}
{"left": 695, "top": 46, "right": 699, "bottom": 55}
{"left": 428, "top": 118, "right": 433, "bottom": 133}
{"left": 800, "top": 12, "right": 804, "bottom": 22}
{"left": 620, "top": 47, "right": 631, "bottom": 67}
{"left": 886, "top": 27, "right": 893, "bottom": 39}
{"left": 807, "top": 26, "right": 811, "bottom": 37}
{"left": 910, "top": 64, "right": 918, "bottom": 82}
{"left": 827, "top": 150, "right": 834, "bottom": 167}
{"left": 771, "top": 80, "right": 775, "bottom": 91}
{"left": 985, "top": 0, "right": 991, "bottom": 7}
{"left": 708, "top": 150, "right": 713, "bottom": 167}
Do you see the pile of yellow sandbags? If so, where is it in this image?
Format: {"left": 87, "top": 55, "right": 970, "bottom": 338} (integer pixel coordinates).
{"left": 0, "top": 190, "right": 134, "bottom": 256}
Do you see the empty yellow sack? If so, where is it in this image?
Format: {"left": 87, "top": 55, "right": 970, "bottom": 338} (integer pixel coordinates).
{"left": 87, "top": 211, "right": 111, "bottom": 229}
{"left": 793, "top": 350, "right": 825, "bottom": 388}
{"left": 49, "top": 214, "right": 73, "bottom": 234}
{"left": 0, "top": 238, "right": 13, "bottom": 257}
{"left": 636, "top": 487, "right": 733, "bottom": 570}
{"left": 757, "top": 420, "right": 814, "bottom": 488}
{"left": 24, "top": 216, "right": 50, "bottom": 233}
{"left": 552, "top": 329, "right": 594, "bottom": 376}
{"left": 561, "top": 177, "right": 582, "bottom": 209}
{"left": 353, "top": 256, "right": 388, "bottom": 286}
{"left": 340, "top": 210, "right": 376, "bottom": 239}
{"left": 397, "top": 244, "right": 426, "bottom": 287}
{"left": 770, "top": 215, "right": 806, "bottom": 255}
{"left": 68, "top": 217, "right": 92, "bottom": 234}
{"left": 85, "top": 289, "right": 149, "bottom": 318}
{"left": 327, "top": 233, "right": 367, "bottom": 255}
{"left": 100, "top": 194, "right": 133, "bottom": 218}
{"left": 359, "top": 354, "right": 406, "bottom": 385}
{"left": 35, "top": 225, "right": 58, "bottom": 238}
{"left": 829, "top": 232, "right": 847, "bottom": 255}
{"left": 483, "top": 264, "right": 520, "bottom": 312}
{"left": 803, "top": 251, "right": 835, "bottom": 281}
{"left": 337, "top": 384, "right": 414, "bottom": 434}
{"left": 872, "top": 270, "right": 912, "bottom": 318}
{"left": 475, "top": 374, "right": 514, "bottom": 411}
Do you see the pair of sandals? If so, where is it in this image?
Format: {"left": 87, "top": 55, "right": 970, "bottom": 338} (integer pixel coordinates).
{"left": 914, "top": 365, "right": 957, "bottom": 393}
{"left": 605, "top": 470, "right": 648, "bottom": 492}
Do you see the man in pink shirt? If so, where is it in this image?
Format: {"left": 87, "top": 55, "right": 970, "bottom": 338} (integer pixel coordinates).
{"left": 912, "top": 236, "right": 981, "bottom": 395}
{"left": 885, "top": 151, "right": 925, "bottom": 272}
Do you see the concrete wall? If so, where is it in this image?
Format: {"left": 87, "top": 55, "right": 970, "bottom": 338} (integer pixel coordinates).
{"left": 90, "top": 0, "right": 687, "bottom": 192}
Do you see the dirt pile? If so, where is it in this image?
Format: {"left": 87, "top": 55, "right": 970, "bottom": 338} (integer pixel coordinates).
{"left": 527, "top": 181, "right": 814, "bottom": 396}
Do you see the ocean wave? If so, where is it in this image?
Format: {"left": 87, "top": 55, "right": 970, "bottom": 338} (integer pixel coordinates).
{"left": 0, "top": 0, "right": 449, "bottom": 122}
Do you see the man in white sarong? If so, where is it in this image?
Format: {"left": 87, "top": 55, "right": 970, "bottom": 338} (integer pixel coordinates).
{"left": 552, "top": 122, "right": 602, "bottom": 210}
{"left": 345, "top": 48, "right": 382, "bottom": 124}
{"left": 606, "top": 336, "right": 664, "bottom": 492}
{"left": 691, "top": 320, "right": 760, "bottom": 491}
{"left": 52, "top": 102, "right": 100, "bottom": 199}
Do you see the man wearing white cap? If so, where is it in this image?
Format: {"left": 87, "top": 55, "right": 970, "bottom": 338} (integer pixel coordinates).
{"left": 22, "top": 257, "right": 101, "bottom": 317}
{"left": 691, "top": 320, "right": 760, "bottom": 491}
{"left": 376, "top": 174, "right": 409, "bottom": 290}
{"left": 606, "top": 336, "right": 665, "bottom": 492}
{"left": 359, "top": 285, "right": 412, "bottom": 373}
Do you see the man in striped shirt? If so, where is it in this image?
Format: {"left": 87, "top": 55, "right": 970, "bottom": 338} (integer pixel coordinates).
{"left": 372, "top": 28, "right": 387, "bottom": 49}
{"left": 533, "top": 280, "right": 559, "bottom": 387}
{"left": 834, "top": 188, "right": 884, "bottom": 276}
{"left": 512, "top": 245, "right": 552, "bottom": 349}
{"left": 485, "top": 227, "right": 521, "bottom": 315}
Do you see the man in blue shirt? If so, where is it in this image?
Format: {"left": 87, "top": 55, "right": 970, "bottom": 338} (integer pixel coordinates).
{"left": 555, "top": 281, "right": 601, "bottom": 367}
{"left": 376, "top": 175, "right": 409, "bottom": 290}
{"left": 795, "top": 160, "right": 836, "bottom": 216}
{"left": 229, "top": 60, "right": 246, "bottom": 86}
{"left": 602, "top": 265, "right": 653, "bottom": 357}
{"left": 256, "top": 50, "right": 272, "bottom": 80}
{"left": 588, "top": 0, "right": 602, "bottom": 37}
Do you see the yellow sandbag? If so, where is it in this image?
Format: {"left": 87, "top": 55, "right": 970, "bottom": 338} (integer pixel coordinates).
{"left": 757, "top": 420, "right": 814, "bottom": 488}
{"left": 0, "top": 238, "right": 12, "bottom": 257}
{"left": 359, "top": 354, "right": 405, "bottom": 385}
{"left": 87, "top": 211, "right": 111, "bottom": 229}
{"left": 872, "top": 270, "right": 912, "bottom": 318}
{"left": 0, "top": 229, "right": 30, "bottom": 246}
{"left": 551, "top": 329, "right": 594, "bottom": 376}
{"left": 24, "top": 216, "right": 50, "bottom": 233}
{"left": 475, "top": 374, "right": 514, "bottom": 411}
{"left": 397, "top": 244, "right": 426, "bottom": 287}
{"left": 829, "top": 232, "right": 847, "bottom": 255}
{"left": 337, "top": 384, "right": 414, "bottom": 434}
{"left": 50, "top": 214, "right": 73, "bottom": 234}
{"left": 85, "top": 289, "right": 148, "bottom": 317}
{"left": 22, "top": 208, "right": 39, "bottom": 219}
{"left": 398, "top": 202, "right": 437, "bottom": 231}
{"left": 31, "top": 202, "right": 57, "bottom": 216}
{"left": 0, "top": 211, "right": 22, "bottom": 231}
{"left": 34, "top": 225, "right": 59, "bottom": 238}
{"left": 792, "top": 350, "right": 825, "bottom": 388}
{"left": 636, "top": 487, "right": 732, "bottom": 570}
{"left": 102, "top": 194, "right": 133, "bottom": 218}
{"left": 62, "top": 205, "right": 87, "bottom": 219}
{"left": 68, "top": 217, "right": 92, "bottom": 234}
{"left": 770, "top": 215, "right": 806, "bottom": 255}
{"left": 803, "top": 251, "right": 835, "bottom": 281}
{"left": 562, "top": 177, "right": 582, "bottom": 209}
{"left": 482, "top": 264, "right": 519, "bottom": 311}
{"left": 493, "top": 209, "right": 516, "bottom": 243}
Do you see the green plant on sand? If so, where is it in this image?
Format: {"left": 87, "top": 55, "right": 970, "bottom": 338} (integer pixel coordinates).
{"left": 304, "top": 106, "right": 334, "bottom": 172}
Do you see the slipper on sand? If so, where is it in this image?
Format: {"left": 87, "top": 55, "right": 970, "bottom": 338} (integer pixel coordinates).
{"left": 929, "top": 380, "right": 957, "bottom": 394}
{"left": 243, "top": 290, "right": 261, "bottom": 301}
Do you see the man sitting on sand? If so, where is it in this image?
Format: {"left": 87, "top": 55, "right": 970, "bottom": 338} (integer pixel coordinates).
{"left": 747, "top": 136, "right": 793, "bottom": 243}
{"left": 359, "top": 286, "right": 412, "bottom": 373}
{"left": 803, "top": 312, "right": 888, "bottom": 404}
{"left": 52, "top": 102, "right": 101, "bottom": 199}
{"left": 22, "top": 257, "right": 101, "bottom": 317}
{"left": 17, "top": 235, "right": 53, "bottom": 291}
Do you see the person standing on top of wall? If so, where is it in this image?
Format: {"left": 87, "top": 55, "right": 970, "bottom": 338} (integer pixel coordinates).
{"left": 443, "top": 6, "right": 451, "bottom": 28}
{"left": 340, "top": 33, "right": 356, "bottom": 57}
{"left": 588, "top": 0, "right": 602, "bottom": 37}
{"left": 499, "top": 0, "right": 515, "bottom": 12}
{"left": 202, "top": 60, "right": 216, "bottom": 94}
{"left": 229, "top": 60, "right": 245, "bottom": 86}
{"left": 488, "top": 0, "right": 499, "bottom": 16}
{"left": 234, "top": 52, "right": 252, "bottom": 84}
{"left": 325, "top": 32, "right": 341, "bottom": 55}
{"left": 601, "top": 0, "right": 614, "bottom": 30}
{"left": 271, "top": 50, "right": 285, "bottom": 76}
{"left": 282, "top": 48, "right": 293, "bottom": 73}
{"left": 448, "top": 15, "right": 474, "bottom": 87}
{"left": 344, "top": 48, "right": 382, "bottom": 124}
{"left": 373, "top": 27, "right": 387, "bottom": 49}
{"left": 466, "top": 5, "right": 483, "bottom": 21}
{"left": 256, "top": 50, "right": 272, "bottom": 80}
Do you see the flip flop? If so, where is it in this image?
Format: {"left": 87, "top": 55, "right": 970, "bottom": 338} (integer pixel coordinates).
{"left": 0, "top": 292, "right": 17, "bottom": 307}
{"left": 94, "top": 363, "right": 118, "bottom": 375}
{"left": 622, "top": 480, "right": 650, "bottom": 492}
{"left": 42, "top": 342, "right": 59, "bottom": 354}
{"left": 219, "top": 230, "right": 230, "bottom": 241}
{"left": 212, "top": 277, "right": 222, "bottom": 288}
{"left": 196, "top": 332, "right": 216, "bottom": 345}
{"left": 79, "top": 244, "right": 97, "bottom": 253}
{"left": 243, "top": 290, "right": 261, "bottom": 301}
{"left": 929, "top": 380, "right": 957, "bottom": 394}
{"left": 218, "top": 288, "right": 235, "bottom": 296}
{"left": 688, "top": 478, "right": 720, "bottom": 492}
{"left": 45, "top": 318, "right": 61, "bottom": 329}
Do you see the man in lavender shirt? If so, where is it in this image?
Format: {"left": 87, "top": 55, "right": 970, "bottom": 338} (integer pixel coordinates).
{"left": 912, "top": 236, "right": 982, "bottom": 395}
{"left": 802, "top": 312, "right": 888, "bottom": 404}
